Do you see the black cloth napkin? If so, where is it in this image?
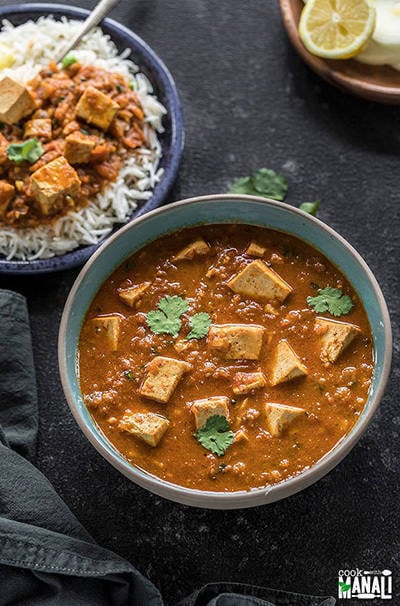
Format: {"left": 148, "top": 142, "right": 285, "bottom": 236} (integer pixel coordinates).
{"left": 0, "top": 289, "right": 336, "bottom": 606}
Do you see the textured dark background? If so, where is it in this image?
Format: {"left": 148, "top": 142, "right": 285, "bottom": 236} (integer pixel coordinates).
{"left": 1, "top": 1, "right": 399, "bottom": 604}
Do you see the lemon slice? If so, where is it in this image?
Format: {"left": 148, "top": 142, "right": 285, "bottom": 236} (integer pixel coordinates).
{"left": 299, "top": 0, "right": 376, "bottom": 59}
{"left": 0, "top": 42, "right": 15, "bottom": 70}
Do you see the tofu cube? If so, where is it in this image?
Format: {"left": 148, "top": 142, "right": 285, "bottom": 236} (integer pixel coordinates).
{"left": 0, "top": 180, "right": 14, "bottom": 214}
{"left": 232, "top": 371, "right": 266, "bottom": 395}
{"left": 0, "top": 77, "right": 35, "bottom": 125}
{"left": 64, "top": 131, "right": 96, "bottom": 164}
{"left": 76, "top": 86, "right": 119, "bottom": 130}
{"left": 245, "top": 241, "right": 266, "bottom": 257}
{"left": 265, "top": 402, "right": 305, "bottom": 437}
{"left": 227, "top": 259, "right": 292, "bottom": 302}
{"left": 31, "top": 156, "right": 81, "bottom": 215}
{"left": 119, "top": 412, "right": 169, "bottom": 447}
{"left": 0, "top": 133, "right": 8, "bottom": 164}
{"left": 208, "top": 324, "right": 265, "bottom": 360}
{"left": 316, "top": 317, "right": 361, "bottom": 364}
{"left": 118, "top": 282, "right": 150, "bottom": 308}
{"left": 140, "top": 356, "right": 191, "bottom": 403}
{"left": 24, "top": 118, "right": 52, "bottom": 140}
{"left": 173, "top": 237, "right": 210, "bottom": 261}
{"left": 190, "top": 396, "right": 230, "bottom": 429}
{"left": 92, "top": 315, "right": 121, "bottom": 351}
{"left": 270, "top": 340, "right": 308, "bottom": 386}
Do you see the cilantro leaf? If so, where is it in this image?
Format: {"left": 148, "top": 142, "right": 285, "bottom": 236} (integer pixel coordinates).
{"left": 299, "top": 200, "right": 320, "bottom": 216}
{"left": 61, "top": 54, "right": 78, "bottom": 68}
{"left": 196, "top": 415, "right": 234, "bottom": 457}
{"left": 146, "top": 295, "right": 188, "bottom": 336}
{"left": 158, "top": 295, "right": 189, "bottom": 318}
{"left": 187, "top": 312, "right": 211, "bottom": 340}
{"left": 228, "top": 168, "right": 288, "bottom": 201}
{"left": 307, "top": 287, "right": 353, "bottom": 317}
{"left": 6, "top": 138, "right": 44, "bottom": 165}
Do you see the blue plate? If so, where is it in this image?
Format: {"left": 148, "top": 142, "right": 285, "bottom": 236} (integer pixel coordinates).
{"left": 0, "top": 3, "right": 184, "bottom": 274}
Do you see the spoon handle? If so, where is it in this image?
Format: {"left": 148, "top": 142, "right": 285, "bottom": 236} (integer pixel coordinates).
{"left": 55, "top": 0, "right": 121, "bottom": 64}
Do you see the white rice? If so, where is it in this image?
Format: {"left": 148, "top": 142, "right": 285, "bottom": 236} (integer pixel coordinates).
{"left": 0, "top": 16, "right": 167, "bottom": 260}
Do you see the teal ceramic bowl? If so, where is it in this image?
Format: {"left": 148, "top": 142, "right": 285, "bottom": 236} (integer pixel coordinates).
{"left": 58, "top": 194, "right": 392, "bottom": 509}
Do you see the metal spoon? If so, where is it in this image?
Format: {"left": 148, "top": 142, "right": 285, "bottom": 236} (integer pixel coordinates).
{"left": 55, "top": 0, "right": 121, "bottom": 64}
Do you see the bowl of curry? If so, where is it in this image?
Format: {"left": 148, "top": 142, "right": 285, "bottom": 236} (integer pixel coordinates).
{"left": 59, "top": 194, "right": 392, "bottom": 508}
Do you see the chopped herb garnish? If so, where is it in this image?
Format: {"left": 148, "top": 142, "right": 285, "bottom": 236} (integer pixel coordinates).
{"left": 150, "top": 346, "right": 159, "bottom": 355}
{"left": 61, "top": 54, "right": 78, "bottom": 68}
{"left": 186, "top": 312, "right": 211, "bottom": 340}
{"left": 307, "top": 286, "right": 353, "bottom": 317}
{"left": 129, "top": 81, "right": 135, "bottom": 90}
{"left": 117, "top": 84, "right": 124, "bottom": 93}
{"left": 6, "top": 138, "right": 44, "bottom": 165}
{"left": 196, "top": 415, "right": 234, "bottom": 457}
{"left": 299, "top": 200, "right": 320, "bottom": 216}
{"left": 228, "top": 168, "right": 288, "bottom": 201}
{"left": 123, "top": 370, "right": 134, "bottom": 380}
{"left": 146, "top": 295, "right": 189, "bottom": 337}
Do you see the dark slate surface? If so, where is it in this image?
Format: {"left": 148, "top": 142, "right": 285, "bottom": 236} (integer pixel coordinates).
{"left": 0, "top": 1, "right": 399, "bottom": 604}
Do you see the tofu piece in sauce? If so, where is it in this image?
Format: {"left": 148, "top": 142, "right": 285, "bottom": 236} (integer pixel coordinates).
{"left": 0, "top": 77, "right": 35, "bottom": 125}
{"left": 316, "top": 317, "right": 361, "bottom": 364}
{"left": 173, "top": 237, "right": 210, "bottom": 261}
{"left": 92, "top": 315, "right": 121, "bottom": 351}
{"left": 208, "top": 324, "right": 265, "bottom": 360}
{"left": 24, "top": 118, "right": 52, "bottom": 140}
{"left": 232, "top": 371, "right": 266, "bottom": 395}
{"left": 0, "top": 133, "right": 9, "bottom": 164}
{"left": 245, "top": 241, "right": 266, "bottom": 257}
{"left": 0, "top": 180, "right": 15, "bottom": 215}
{"left": 227, "top": 259, "right": 292, "bottom": 302}
{"left": 76, "top": 86, "right": 119, "bottom": 131}
{"left": 140, "top": 356, "right": 192, "bottom": 403}
{"left": 119, "top": 412, "right": 170, "bottom": 447}
{"left": 118, "top": 282, "right": 150, "bottom": 308}
{"left": 30, "top": 156, "right": 81, "bottom": 216}
{"left": 270, "top": 340, "right": 308, "bottom": 386}
{"left": 190, "top": 396, "right": 230, "bottom": 429}
{"left": 265, "top": 402, "right": 306, "bottom": 437}
{"left": 64, "top": 131, "right": 96, "bottom": 164}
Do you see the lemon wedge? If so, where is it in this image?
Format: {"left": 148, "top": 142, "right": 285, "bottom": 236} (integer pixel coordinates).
{"left": 0, "top": 42, "right": 15, "bottom": 70}
{"left": 299, "top": 0, "right": 376, "bottom": 59}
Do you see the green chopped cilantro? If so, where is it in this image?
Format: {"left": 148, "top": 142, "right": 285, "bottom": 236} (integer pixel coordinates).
{"left": 146, "top": 295, "right": 189, "bottom": 337}
{"left": 129, "top": 81, "right": 135, "bottom": 90}
{"left": 123, "top": 370, "right": 134, "bottom": 380}
{"left": 196, "top": 415, "right": 234, "bottom": 457}
{"left": 61, "top": 54, "right": 78, "bottom": 68}
{"left": 307, "top": 286, "right": 353, "bottom": 317}
{"left": 186, "top": 312, "right": 211, "bottom": 340}
{"left": 6, "top": 138, "right": 44, "bottom": 165}
{"left": 299, "top": 200, "right": 320, "bottom": 216}
{"left": 228, "top": 168, "right": 288, "bottom": 201}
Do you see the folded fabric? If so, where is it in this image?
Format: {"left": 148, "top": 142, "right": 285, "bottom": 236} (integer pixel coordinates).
{"left": 180, "top": 584, "right": 335, "bottom": 606}
{"left": 0, "top": 290, "right": 336, "bottom": 606}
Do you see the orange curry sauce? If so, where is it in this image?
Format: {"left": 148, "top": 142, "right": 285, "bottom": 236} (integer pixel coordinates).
{"left": 78, "top": 225, "right": 374, "bottom": 492}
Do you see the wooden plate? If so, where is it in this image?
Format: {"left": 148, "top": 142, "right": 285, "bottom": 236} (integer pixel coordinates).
{"left": 279, "top": 0, "right": 400, "bottom": 104}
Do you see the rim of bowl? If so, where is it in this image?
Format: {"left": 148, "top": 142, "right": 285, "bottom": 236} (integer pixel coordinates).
{"left": 0, "top": 3, "right": 184, "bottom": 274}
{"left": 58, "top": 194, "right": 392, "bottom": 509}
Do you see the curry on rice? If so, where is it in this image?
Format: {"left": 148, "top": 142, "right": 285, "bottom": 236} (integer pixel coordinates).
{"left": 0, "top": 60, "right": 145, "bottom": 227}
{"left": 78, "top": 225, "right": 374, "bottom": 492}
